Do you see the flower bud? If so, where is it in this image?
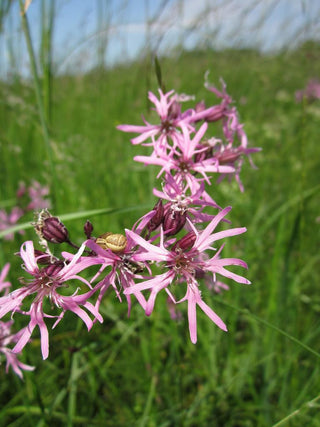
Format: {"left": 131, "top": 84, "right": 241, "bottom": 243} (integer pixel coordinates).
{"left": 34, "top": 210, "right": 70, "bottom": 244}
{"left": 203, "top": 104, "right": 225, "bottom": 122}
{"left": 42, "top": 217, "right": 69, "bottom": 244}
{"left": 34, "top": 249, "right": 54, "bottom": 265}
{"left": 172, "top": 231, "right": 196, "bottom": 252}
{"left": 217, "top": 148, "right": 242, "bottom": 165}
{"left": 147, "top": 200, "right": 164, "bottom": 232}
{"left": 163, "top": 209, "right": 186, "bottom": 236}
{"left": 168, "top": 100, "right": 181, "bottom": 120}
{"left": 84, "top": 220, "right": 94, "bottom": 238}
{"left": 43, "top": 261, "right": 65, "bottom": 276}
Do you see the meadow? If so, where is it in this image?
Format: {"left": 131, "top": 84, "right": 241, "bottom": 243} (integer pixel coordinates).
{"left": 0, "top": 34, "right": 320, "bottom": 427}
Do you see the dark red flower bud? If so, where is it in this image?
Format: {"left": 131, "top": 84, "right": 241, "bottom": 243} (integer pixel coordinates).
{"left": 217, "top": 148, "right": 242, "bottom": 165}
{"left": 41, "top": 216, "right": 69, "bottom": 244}
{"left": 43, "top": 261, "right": 65, "bottom": 276}
{"left": 34, "top": 210, "right": 70, "bottom": 245}
{"left": 204, "top": 104, "right": 225, "bottom": 122}
{"left": 172, "top": 231, "right": 196, "bottom": 252}
{"left": 84, "top": 220, "right": 94, "bottom": 238}
{"left": 163, "top": 209, "right": 187, "bottom": 236}
{"left": 34, "top": 249, "right": 54, "bottom": 265}
{"left": 195, "top": 268, "right": 205, "bottom": 279}
{"left": 147, "top": 200, "right": 164, "bottom": 232}
{"left": 168, "top": 100, "right": 181, "bottom": 119}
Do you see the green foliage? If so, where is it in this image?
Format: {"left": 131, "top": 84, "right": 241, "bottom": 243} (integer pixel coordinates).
{"left": 1, "top": 42, "right": 320, "bottom": 426}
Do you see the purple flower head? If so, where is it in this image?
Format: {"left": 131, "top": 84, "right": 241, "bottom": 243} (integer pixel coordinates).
{"left": 0, "top": 241, "right": 102, "bottom": 359}
{"left": 124, "top": 207, "right": 250, "bottom": 343}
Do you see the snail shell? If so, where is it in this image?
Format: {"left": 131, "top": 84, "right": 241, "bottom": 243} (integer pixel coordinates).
{"left": 96, "top": 232, "right": 127, "bottom": 253}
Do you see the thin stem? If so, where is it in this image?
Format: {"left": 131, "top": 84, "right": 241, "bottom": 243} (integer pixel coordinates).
{"left": 19, "top": 1, "right": 58, "bottom": 209}
{"left": 272, "top": 393, "right": 320, "bottom": 427}
{"left": 216, "top": 299, "right": 320, "bottom": 360}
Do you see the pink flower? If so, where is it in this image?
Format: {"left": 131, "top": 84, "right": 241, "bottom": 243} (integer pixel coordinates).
{"left": 0, "top": 320, "right": 35, "bottom": 379}
{"left": 85, "top": 231, "right": 148, "bottom": 316}
{"left": 117, "top": 89, "right": 225, "bottom": 151}
{"left": 0, "top": 266, "right": 34, "bottom": 378}
{"left": 296, "top": 78, "right": 320, "bottom": 103}
{"left": 212, "top": 139, "right": 262, "bottom": 192}
{"left": 27, "top": 180, "right": 51, "bottom": 211}
{"left": 153, "top": 173, "right": 221, "bottom": 225}
{"left": 134, "top": 122, "right": 235, "bottom": 188}
{"left": 124, "top": 207, "right": 250, "bottom": 343}
{"left": 0, "top": 263, "right": 11, "bottom": 295}
{"left": 0, "top": 241, "right": 102, "bottom": 359}
{"left": 117, "top": 89, "right": 190, "bottom": 149}
{"left": 0, "top": 207, "right": 24, "bottom": 240}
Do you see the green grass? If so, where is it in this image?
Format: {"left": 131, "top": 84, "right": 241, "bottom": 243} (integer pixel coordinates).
{"left": 0, "top": 42, "right": 320, "bottom": 426}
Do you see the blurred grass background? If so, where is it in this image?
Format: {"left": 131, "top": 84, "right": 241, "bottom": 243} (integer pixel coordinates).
{"left": 0, "top": 1, "right": 320, "bottom": 426}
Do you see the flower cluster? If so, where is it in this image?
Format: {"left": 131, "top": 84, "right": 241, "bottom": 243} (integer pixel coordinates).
{"left": 0, "top": 79, "right": 259, "bottom": 376}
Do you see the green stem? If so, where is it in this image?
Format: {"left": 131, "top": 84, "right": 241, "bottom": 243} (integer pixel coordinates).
{"left": 272, "top": 393, "right": 320, "bottom": 427}
{"left": 216, "top": 299, "right": 320, "bottom": 360}
{"left": 19, "top": 1, "right": 58, "bottom": 209}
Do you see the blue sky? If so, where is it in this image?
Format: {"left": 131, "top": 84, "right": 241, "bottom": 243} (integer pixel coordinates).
{"left": 1, "top": 0, "right": 320, "bottom": 77}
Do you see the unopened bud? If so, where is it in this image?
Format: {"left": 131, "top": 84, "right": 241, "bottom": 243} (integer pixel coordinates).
{"left": 217, "top": 148, "right": 242, "bottom": 165}
{"left": 42, "top": 217, "right": 69, "bottom": 244}
{"left": 168, "top": 100, "right": 181, "bottom": 119}
{"left": 163, "top": 209, "right": 186, "bottom": 236}
{"left": 34, "top": 249, "right": 54, "bottom": 265}
{"left": 43, "top": 261, "right": 65, "bottom": 276}
{"left": 84, "top": 220, "right": 94, "bottom": 238}
{"left": 204, "top": 104, "right": 225, "bottom": 122}
{"left": 147, "top": 200, "right": 164, "bottom": 232}
{"left": 34, "top": 210, "right": 69, "bottom": 244}
{"left": 172, "top": 231, "right": 196, "bottom": 252}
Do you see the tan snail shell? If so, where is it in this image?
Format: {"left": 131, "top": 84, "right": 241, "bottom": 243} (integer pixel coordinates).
{"left": 96, "top": 232, "right": 127, "bottom": 253}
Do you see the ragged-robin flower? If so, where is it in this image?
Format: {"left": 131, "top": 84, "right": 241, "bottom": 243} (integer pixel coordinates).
{"left": 0, "top": 241, "right": 102, "bottom": 359}
{"left": 124, "top": 207, "right": 250, "bottom": 343}
{"left": 117, "top": 89, "right": 227, "bottom": 153}
{"left": 153, "top": 173, "right": 221, "bottom": 226}
{"left": 134, "top": 122, "right": 235, "bottom": 188}
{"left": 0, "top": 320, "right": 35, "bottom": 379}
{"left": 79, "top": 230, "right": 149, "bottom": 316}
{"left": 0, "top": 264, "right": 34, "bottom": 378}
